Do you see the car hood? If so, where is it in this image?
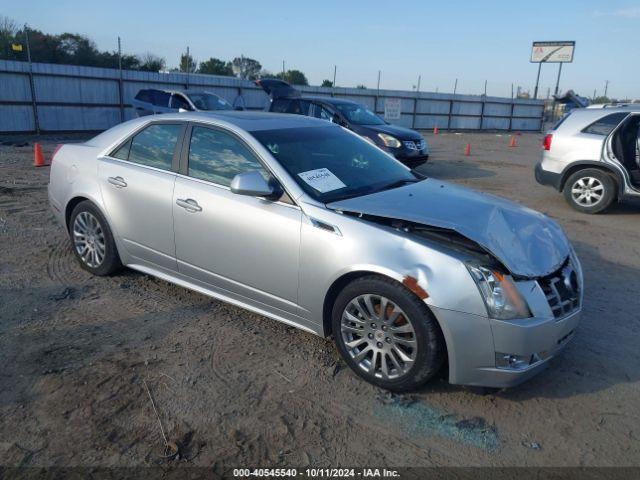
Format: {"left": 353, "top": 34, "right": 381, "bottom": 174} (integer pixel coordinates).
{"left": 327, "top": 179, "right": 571, "bottom": 278}
{"left": 355, "top": 123, "right": 422, "bottom": 140}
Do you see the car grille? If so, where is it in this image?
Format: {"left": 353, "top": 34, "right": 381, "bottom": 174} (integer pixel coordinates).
{"left": 538, "top": 259, "right": 580, "bottom": 319}
{"left": 403, "top": 139, "right": 426, "bottom": 151}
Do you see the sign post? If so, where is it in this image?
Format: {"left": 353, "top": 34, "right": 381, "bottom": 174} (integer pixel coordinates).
{"left": 384, "top": 98, "right": 401, "bottom": 122}
{"left": 530, "top": 41, "right": 575, "bottom": 99}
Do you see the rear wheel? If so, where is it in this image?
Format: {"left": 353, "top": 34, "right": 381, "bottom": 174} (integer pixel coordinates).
{"left": 563, "top": 168, "right": 617, "bottom": 214}
{"left": 69, "top": 201, "right": 122, "bottom": 276}
{"left": 332, "top": 276, "right": 445, "bottom": 392}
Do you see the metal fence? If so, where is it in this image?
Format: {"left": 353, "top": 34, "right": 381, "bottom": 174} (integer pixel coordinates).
{"left": 0, "top": 59, "right": 544, "bottom": 134}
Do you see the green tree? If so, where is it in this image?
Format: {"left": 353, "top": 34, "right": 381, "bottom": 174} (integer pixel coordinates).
{"left": 180, "top": 53, "right": 197, "bottom": 73}
{"left": 321, "top": 79, "right": 333, "bottom": 87}
{"left": 231, "top": 56, "right": 262, "bottom": 80}
{"left": 138, "top": 53, "right": 165, "bottom": 72}
{"left": 198, "top": 57, "right": 233, "bottom": 76}
{"left": 592, "top": 96, "right": 611, "bottom": 104}
{"left": 276, "top": 69, "right": 308, "bottom": 86}
{"left": 356, "top": 84, "right": 367, "bottom": 89}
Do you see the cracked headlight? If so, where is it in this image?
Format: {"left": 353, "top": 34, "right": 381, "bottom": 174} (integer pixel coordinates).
{"left": 466, "top": 264, "right": 531, "bottom": 320}
{"left": 377, "top": 133, "right": 402, "bottom": 148}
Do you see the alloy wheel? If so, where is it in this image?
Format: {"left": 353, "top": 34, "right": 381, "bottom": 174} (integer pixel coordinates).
{"left": 340, "top": 294, "right": 417, "bottom": 380}
{"left": 571, "top": 177, "right": 604, "bottom": 206}
{"left": 72, "top": 211, "right": 106, "bottom": 268}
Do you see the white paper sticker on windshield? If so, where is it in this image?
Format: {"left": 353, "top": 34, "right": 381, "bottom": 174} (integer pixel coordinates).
{"left": 298, "top": 168, "right": 346, "bottom": 193}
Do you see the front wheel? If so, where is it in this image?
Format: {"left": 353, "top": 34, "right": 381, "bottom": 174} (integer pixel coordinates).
{"left": 563, "top": 168, "right": 617, "bottom": 214}
{"left": 332, "top": 276, "right": 445, "bottom": 392}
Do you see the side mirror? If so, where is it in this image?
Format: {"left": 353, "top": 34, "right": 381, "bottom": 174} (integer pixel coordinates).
{"left": 230, "top": 171, "right": 281, "bottom": 200}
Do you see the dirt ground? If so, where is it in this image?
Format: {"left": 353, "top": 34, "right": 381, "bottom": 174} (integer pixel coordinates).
{"left": 1, "top": 131, "right": 639, "bottom": 474}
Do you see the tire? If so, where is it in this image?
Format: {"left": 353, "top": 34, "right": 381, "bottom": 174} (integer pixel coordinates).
{"left": 68, "top": 200, "right": 122, "bottom": 276}
{"left": 332, "top": 275, "right": 445, "bottom": 392}
{"left": 563, "top": 168, "right": 617, "bottom": 214}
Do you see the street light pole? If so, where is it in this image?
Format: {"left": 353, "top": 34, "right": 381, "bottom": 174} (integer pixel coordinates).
{"left": 533, "top": 62, "right": 542, "bottom": 99}
{"left": 554, "top": 62, "right": 563, "bottom": 96}
{"left": 117, "top": 36, "right": 124, "bottom": 122}
{"left": 24, "top": 24, "right": 39, "bottom": 134}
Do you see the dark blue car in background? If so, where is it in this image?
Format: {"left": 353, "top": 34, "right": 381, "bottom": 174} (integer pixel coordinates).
{"left": 256, "top": 79, "right": 429, "bottom": 167}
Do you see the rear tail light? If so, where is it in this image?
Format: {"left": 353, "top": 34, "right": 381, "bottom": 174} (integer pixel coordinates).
{"left": 51, "top": 144, "right": 63, "bottom": 164}
{"left": 542, "top": 134, "right": 552, "bottom": 151}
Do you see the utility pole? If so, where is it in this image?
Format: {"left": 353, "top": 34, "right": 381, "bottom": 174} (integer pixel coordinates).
{"left": 333, "top": 65, "right": 337, "bottom": 89}
{"left": 510, "top": 83, "right": 514, "bottom": 99}
{"left": 604, "top": 80, "right": 609, "bottom": 98}
{"left": 483, "top": 80, "right": 487, "bottom": 97}
{"left": 453, "top": 78, "right": 458, "bottom": 95}
{"left": 416, "top": 75, "right": 421, "bottom": 93}
{"left": 186, "top": 46, "right": 190, "bottom": 89}
{"left": 24, "top": 24, "right": 39, "bottom": 134}
{"left": 282, "top": 60, "right": 285, "bottom": 77}
{"left": 117, "top": 36, "right": 124, "bottom": 122}
{"left": 375, "top": 70, "right": 381, "bottom": 114}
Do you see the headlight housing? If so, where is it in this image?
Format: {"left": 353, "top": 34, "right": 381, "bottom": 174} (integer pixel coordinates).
{"left": 377, "top": 133, "right": 402, "bottom": 148}
{"left": 466, "top": 264, "right": 531, "bottom": 320}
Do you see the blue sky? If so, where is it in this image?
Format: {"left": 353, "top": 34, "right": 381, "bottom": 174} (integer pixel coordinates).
{"left": 4, "top": 0, "right": 638, "bottom": 98}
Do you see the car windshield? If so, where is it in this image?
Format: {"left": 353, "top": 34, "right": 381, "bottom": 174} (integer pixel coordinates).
{"left": 251, "top": 126, "right": 419, "bottom": 203}
{"left": 187, "top": 93, "right": 233, "bottom": 111}
{"left": 335, "top": 103, "right": 386, "bottom": 125}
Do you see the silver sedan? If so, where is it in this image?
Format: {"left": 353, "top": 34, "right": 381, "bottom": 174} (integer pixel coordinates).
{"left": 48, "top": 111, "right": 582, "bottom": 391}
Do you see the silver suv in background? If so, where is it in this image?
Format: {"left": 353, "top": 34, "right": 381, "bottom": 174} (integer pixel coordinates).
{"left": 132, "top": 89, "right": 234, "bottom": 117}
{"left": 536, "top": 105, "right": 640, "bottom": 213}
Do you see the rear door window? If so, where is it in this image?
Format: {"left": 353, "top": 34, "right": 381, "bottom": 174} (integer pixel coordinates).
{"left": 134, "top": 90, "right": 152, "bottom": 103}
{"left": 582, "top": 112, "right": 629, "bottom": 135}
{"left": 271, "top": 99, "right": 290, "bottom": 113}
{"left": 170, "top": 94, "right": 191, "bottom": 110}
{"left": 151, "top": 90, "right": 170, "bottom": 108}
{"left": 114, "top": 123, "right": 182, "bottom": 171}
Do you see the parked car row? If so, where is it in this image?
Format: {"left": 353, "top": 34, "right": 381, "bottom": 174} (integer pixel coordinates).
{"left": 132, "top": 80, "right": 430, "bottom": 168}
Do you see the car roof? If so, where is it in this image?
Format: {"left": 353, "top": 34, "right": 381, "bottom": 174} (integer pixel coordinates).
{"left": 138, "top": 88, "right": 219, "bottom": 96}
{"left": 86, "top": 111, "right": 334, "bottom": 148}
{"left": 555, "top": 106, "right": 640, "bottom": 132}
{"left": 297, "top": 95, "right": 359, "bottom": 106}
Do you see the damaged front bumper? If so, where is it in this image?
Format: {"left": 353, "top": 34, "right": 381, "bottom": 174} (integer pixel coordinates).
{"left": 431, "top": 306, "right": 581, "bottom": 388}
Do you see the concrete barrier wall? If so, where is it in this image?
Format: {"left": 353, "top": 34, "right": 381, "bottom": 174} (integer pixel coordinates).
{"left": 0, "top": 60, "right": 544, "bottom": 133}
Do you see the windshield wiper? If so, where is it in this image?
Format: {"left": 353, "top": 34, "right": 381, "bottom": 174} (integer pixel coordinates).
{"left": 377, "top": 178, "right": 420, "bottom": 192}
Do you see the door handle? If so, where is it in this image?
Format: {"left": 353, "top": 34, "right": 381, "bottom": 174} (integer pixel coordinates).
{"left": 176, "top": 198, "right": 202, "bottom": 213}
{"left": 107, "top": 176, "right": 127, "bottom": 188}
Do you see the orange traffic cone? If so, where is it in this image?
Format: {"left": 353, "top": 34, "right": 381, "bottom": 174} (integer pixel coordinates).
{"left": 464, "top": 143, "right": 471, "bottom": 156}
{"left": 34, "top": 143, "right": 48, "bottom": 167}
{"left": 508, "top": 135, "right": 517, "bottom": 147}
{"left": 433, "top": 126, "right": 439, "bottom": 135}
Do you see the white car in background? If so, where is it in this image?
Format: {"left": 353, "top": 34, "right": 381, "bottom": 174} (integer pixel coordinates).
{"left": 536, "top": 105, "right": 640, "bottom": 213}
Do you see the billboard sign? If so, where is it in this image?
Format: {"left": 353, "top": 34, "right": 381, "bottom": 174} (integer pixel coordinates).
{"left": 530, "top": 41, "right": 575, "bottom": 63}
{"left": 384, "top": 98, "right": 401, "bottom": 121}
